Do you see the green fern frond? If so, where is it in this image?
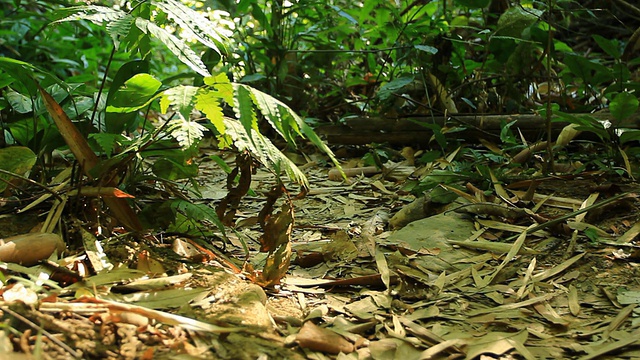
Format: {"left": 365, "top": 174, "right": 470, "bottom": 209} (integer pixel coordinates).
{"left": 194, "top": 90, "right": 225, "bottom": 134}
{"left": 248, "top": 88, "right": 285, "bottom": 139}
{"left": 169, "top": 200, "right": 225, "bottom": 236}
{"left": 160, "top": 85, "right": 199, "bottom": 119}
{"left": 54, "top": 6, "right": 133, "bottom": 44}
{"left": 152, "top": 0, "right": 228, "bottom": 55}
{"left": 166, "top": 114, "right": 206, "bottom": 149}
{"left": 134, "top": 18, "right": 211, "bottom": 77}
{"left": 224, "top": 119, "right": 308, "bottom": 187}
{"left": 204, "top": 73, "right": 234, "bottom": 104}
{"left": 55, "top": 6, "right": 130, "bottom": 25}
{"left": 245, "top": 86, "right": 343, "bottom": 175}
{"left": 233, "top": 84, "right": 258, "bottom": 134}
{"left": 88, "top": 133, "right": 127, "bottom": 157}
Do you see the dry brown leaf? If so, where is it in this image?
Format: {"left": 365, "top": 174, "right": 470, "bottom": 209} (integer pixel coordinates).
{"left": 257, "top": 202, "right": 294, "bottom": 287}
{"left": 295, "top": 321, "right": 354, "bottom": 354}
{"left": 0, "top": 232, "right": 65, "bottom": 266}
{"left": 37, "top": 84, "right": 142, "bottom": 231}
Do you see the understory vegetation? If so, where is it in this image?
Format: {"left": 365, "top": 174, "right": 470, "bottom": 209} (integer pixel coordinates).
{"left": 1, "top": 0, "right": 640, "bottom": 358}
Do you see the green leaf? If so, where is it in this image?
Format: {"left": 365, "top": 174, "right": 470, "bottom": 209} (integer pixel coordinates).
{"left": 329, "top": 5, "right": 358, "bottom": 25}
{"left": 170, "top": 200, "right": 225, "bottom": 236}
{"left": 609, "top": 92, "right": 639, "bottom": 122}
{"left": 135, "top": 17, "right": 211, "bottom": 77}
{"left": 161, "top": 85, "right": 199, "bottom": 119}
{"left": 414, "top": 45, "right": 438, "bottom": 54}
{"left": 195, "top": 90, "right": 225, "bottom": 134}
{"left": 454, "top": 0, "right": 491, "bottom": 9}
{"left": 0, "top": 146, "right": 37, "bottom": 192}
{"left": 152, "top": 0, "right": 228, "bottom": 56}
{"left": 377, "top": 76, "right": 414, "bottom": 101}
{"left": 553, "top": 112, "right": 610, "bottom": 141}
{"left": 0, "top": 73, "right": 15, "bottom": 88}
{"left": 619, "top": 129, "right": 640, "bottom": 144}
{"left": 166, "top": 115, "right": 206, "bottom": 148}
{"left": 5, "top": 91, "right": 33, "bottom": 113}
{"left": 107, "top": 73, "right": 162, "bottom": 112}
{"left": 563, "top": 54, "right": 613, "bottom": 85}
{"left": 593, "top": 35, "right": 621, "bottom": 59}
{"left": 497, "top": 6, "right": 542, "bottom": 38}
{"left": 233, "top": 84, "right": 258, "bottom": 134}
{"left": 105, "top": 60, "right": 150, "bottom": 134}
{"left": 240, "top": 73, "right": 267, "bottom": 83}
{"left": 204, "top": 73, "right": 234, "bottom": 104}
{"left": 88, "top": 133, "right": 127, "bottom": 157}
{"left": 248, "top": 87, "right": 287, "bottom": 141}
{"left": 224, "top": 119, "right": 308, "bottom": 187}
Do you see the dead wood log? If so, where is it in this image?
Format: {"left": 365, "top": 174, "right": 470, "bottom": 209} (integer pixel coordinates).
{"left": 316, "top": 111, "right": 640, "bottom": 145}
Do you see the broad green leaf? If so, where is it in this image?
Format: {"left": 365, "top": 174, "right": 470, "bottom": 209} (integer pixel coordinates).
{"left": 0, "top": 146, "right": 37, "bottom": 192}
{"left": 554, "top": 112, "right": 610, "bottom": 141}
{"left": 593, "top": 35, "right": 621, "bottom": 59}
{"left": 610, "top": 92, "right": 639, "bottom": 122}
{"left": 0, "top": 73, "right": 14, "bottom": 88}
{"left": 240, "top": 73, "right": 267, "bottom": 83}
{"left": 107, "top": 73, "right": 162, "bottom": 112}
{"left": 563, "top": 54, "right": 613, "bottom": 85}
{"left": 497, "top": 6, "right": 542, "bottom": 38}
{"left": 454, "top": 0, "right": 490, "bottom": 8}
{"left": 377, "top": 76, "right": 414, "bottom": 101}
{"left": 105, "top": 60, "right": 150, "bottom": 133}
{"left": 620, "top": 130, "right": 640, "bottom": 144}
{"left": 5, "top": 91, "right": 32, "bottom": 113}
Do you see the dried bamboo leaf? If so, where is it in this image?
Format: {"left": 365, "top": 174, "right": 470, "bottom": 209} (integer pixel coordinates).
{"left": 569, "top": 285, "right": 581, "bottom": 316}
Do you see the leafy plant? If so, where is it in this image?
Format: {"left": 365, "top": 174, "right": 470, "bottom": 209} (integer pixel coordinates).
{"left": 53, "top": 1, "right": 340, "bottom": 189}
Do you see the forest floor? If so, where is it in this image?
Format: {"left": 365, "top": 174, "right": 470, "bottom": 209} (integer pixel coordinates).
{"left": 1, "top": 143, "right": 640, "bottom": 360}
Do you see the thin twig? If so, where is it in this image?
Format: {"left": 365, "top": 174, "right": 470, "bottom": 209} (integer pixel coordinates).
{"left": 503, "top": 192, "right": 634, "bottom": 242}
{"left": 0, "top": 169, "right": 64, "bottom": 202}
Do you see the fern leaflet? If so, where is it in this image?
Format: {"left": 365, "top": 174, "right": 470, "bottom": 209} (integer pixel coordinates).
{"left": 152, "top": 0, "right": 228, "bottom": 55}
{"left": 204, "top": 73, "right": 234, "bottom": 104}
{"left": 161, "top": 85, "right": 199, "bottom": 119}
{"left": 54, "top": 6, "right": 133, "bottom": 45}
{"left": 233, "top": 84, "right": 258, "bottom": 134}
{"left": 166, "top": 114, "right": 206, "bottom": 149}
{"left": 194, "top": 90, "right": 225, "bottom": 134}
{"left": 224, "top": 120, "right": 308, "bottom": 187}
{"left": 134, "top": 18, "right": 211, "bottom": 77}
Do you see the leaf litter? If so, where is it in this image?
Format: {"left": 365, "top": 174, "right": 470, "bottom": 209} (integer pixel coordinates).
{"left": 1, "top": 148, "right": 640, "bottom": 359}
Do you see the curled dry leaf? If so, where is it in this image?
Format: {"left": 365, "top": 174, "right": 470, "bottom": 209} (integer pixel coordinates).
{"left": 0, "top": 232, "right": 65, "bottom": 266}
{"left": 295, "top": 321, "right": 354, "bottom": 354}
